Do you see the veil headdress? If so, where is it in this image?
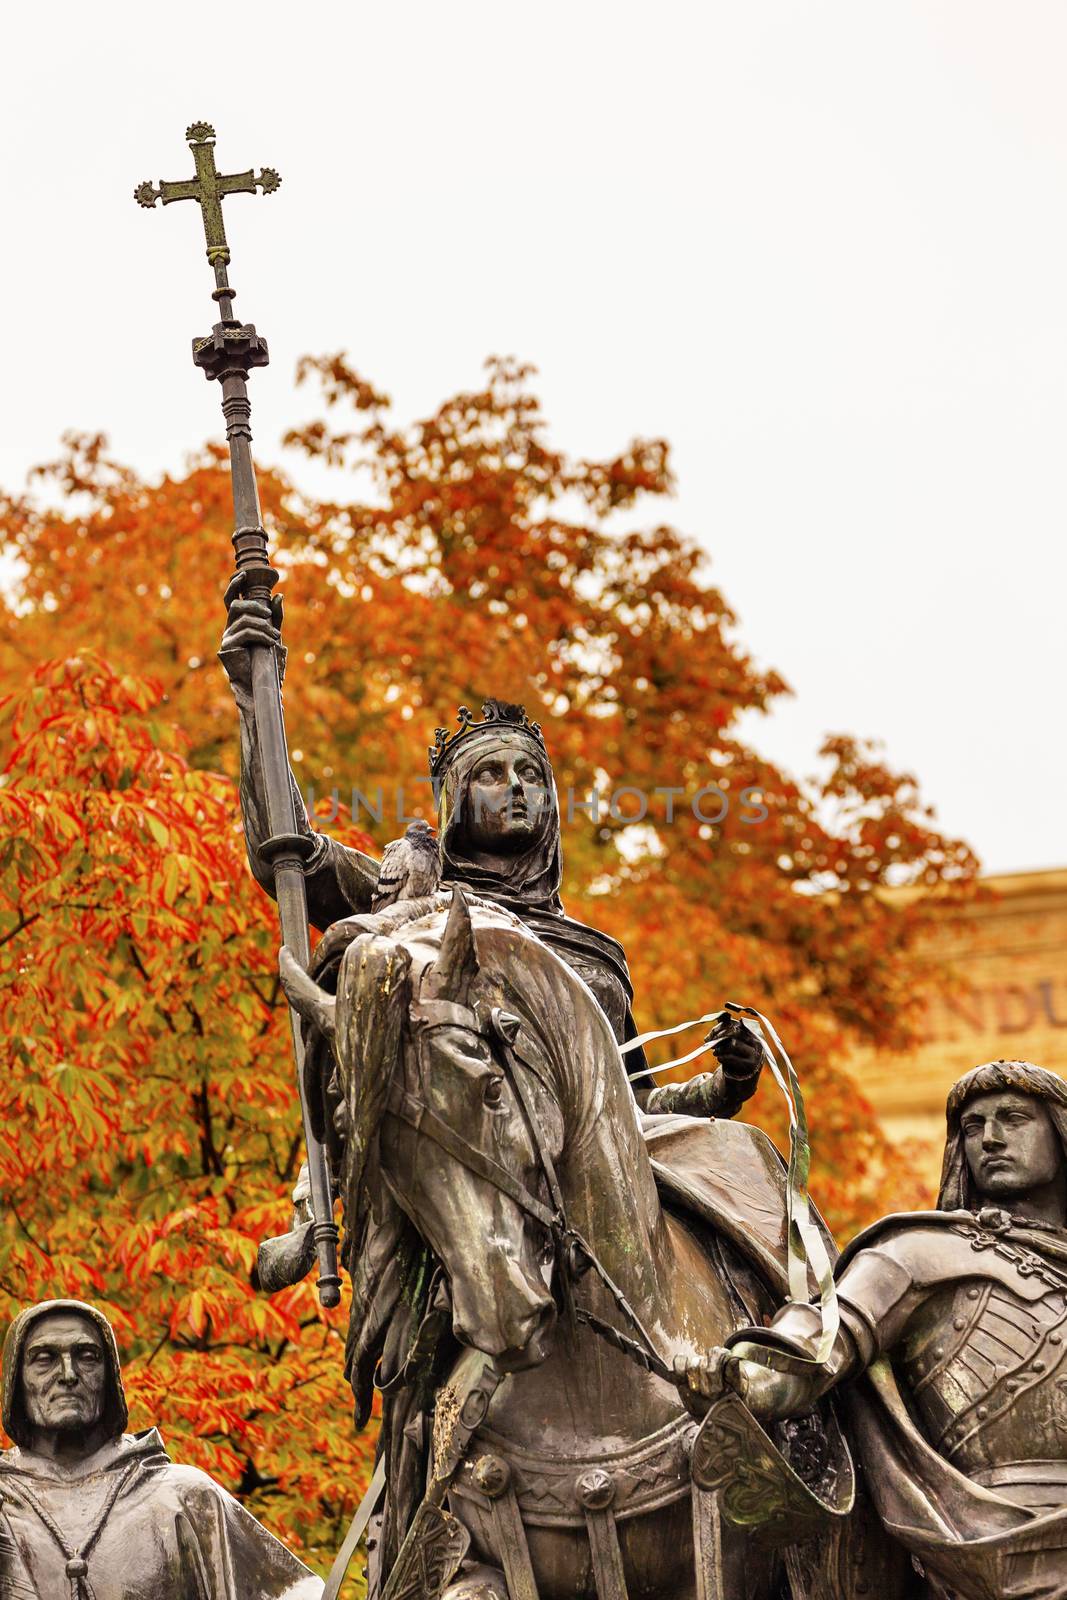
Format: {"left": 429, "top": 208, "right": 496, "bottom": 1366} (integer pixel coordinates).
{"left": 430, "top": 700, "right": 638, "bottom": 1025}
{"left": 937, "top": 1059, "right": 1067, "bottom": 1212}
{"left": 433, "top": 699, "right": 563, "bottom": 912}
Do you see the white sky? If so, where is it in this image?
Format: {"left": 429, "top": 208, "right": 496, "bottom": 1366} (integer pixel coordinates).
{"left": 2, "top": 2, "right": 1064, "bottom": 875}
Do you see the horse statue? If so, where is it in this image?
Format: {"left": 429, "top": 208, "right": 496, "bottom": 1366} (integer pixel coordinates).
{"left": 281, "top": 886, "right": 909, "bottom": 1600}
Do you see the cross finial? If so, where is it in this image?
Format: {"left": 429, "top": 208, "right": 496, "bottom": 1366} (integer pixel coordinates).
{"left": 134, "top": 122, "right": 280, "bottom": 272}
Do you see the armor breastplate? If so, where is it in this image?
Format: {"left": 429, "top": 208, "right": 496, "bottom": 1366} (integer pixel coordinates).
{"left": 901, "top": 1270, "right": 1067, "bottom": 1493}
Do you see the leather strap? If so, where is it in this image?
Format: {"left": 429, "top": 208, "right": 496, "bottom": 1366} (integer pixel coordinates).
{"left": 576, "top": 1476, "right": 629, "bottom": 1600}
{"left": 411, "top": 999, "right": 481, "bottom": 1031}
{"left": 386, "top": 1085, "right": 558, "bottom": 1231}
{"left": 585, "top": 1511, "right": 628, "bottom": 1600}
{"left": 691, "top": 1481, "right": 725, "bottom": 1600}
{"left": 470, "top": 1456, "right": 540, "bottom": 1600}
{"left": 323, "top": 1457, "right": 387, "bottom": 1600}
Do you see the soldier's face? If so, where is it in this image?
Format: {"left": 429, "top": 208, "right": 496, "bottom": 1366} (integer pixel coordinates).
{"left": 20, "top": 1313, "right": 106, "bottom": 1436}
{"left": 462, "top": 739, "right": 549, "bottom": 853}
{"left": 961, "top": 1091, "right": 1063, "bottom": 1199}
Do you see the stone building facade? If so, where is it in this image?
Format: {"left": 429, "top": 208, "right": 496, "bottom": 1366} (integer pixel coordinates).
{"left": 848, "top": 868, "right": 1067, "bottom": 1180}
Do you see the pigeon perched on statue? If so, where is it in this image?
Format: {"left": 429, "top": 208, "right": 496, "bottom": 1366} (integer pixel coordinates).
{"left": 371, "top": 819, "right": 441, "bottom": 910}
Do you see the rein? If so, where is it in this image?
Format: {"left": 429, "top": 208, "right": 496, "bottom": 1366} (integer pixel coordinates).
{"left": 625, "top": 1000, "right": 839, "bottom": 1365}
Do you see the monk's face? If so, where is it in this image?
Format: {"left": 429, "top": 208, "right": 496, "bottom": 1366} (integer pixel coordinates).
{"left": 20, "top": 1313, "right": 106, "bottom": 1437}
{"left": 961, "top": 1091, "right": 1063, "bottom": 1200}
{"left": 461, "top": 737, "right": 549, "bottom": 854}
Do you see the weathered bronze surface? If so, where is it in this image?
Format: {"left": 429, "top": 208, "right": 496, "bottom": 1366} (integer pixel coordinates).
{"left": 219, "top": 474, "right": 909, "bottom": 1596}
{"left": 277, "top": 885, "right": 905, "bottom": 1600}
{"left": 0, "top": 1300, "right": 321, "bottom": 1598}
{"left": 134, "top": 120, "right": 280, "bottom": 270}
{"left": 124, "top": 119, "right": 1065, "bottom": 1600}
{"left": 725, "top": 1059, "right": 1067, "bottom": 1600}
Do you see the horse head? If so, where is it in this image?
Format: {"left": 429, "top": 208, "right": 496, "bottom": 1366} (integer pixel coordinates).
{"left": 281, "top": 887, "right": 560, "bottom": 1372}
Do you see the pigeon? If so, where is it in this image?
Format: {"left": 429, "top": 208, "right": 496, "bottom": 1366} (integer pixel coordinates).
{"left": 371, "top": 819, "right": 441, "bottom": 910}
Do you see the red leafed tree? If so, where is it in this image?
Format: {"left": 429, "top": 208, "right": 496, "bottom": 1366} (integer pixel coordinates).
{"left": 0, "top": 358, "right": 978, "bottom": 1566}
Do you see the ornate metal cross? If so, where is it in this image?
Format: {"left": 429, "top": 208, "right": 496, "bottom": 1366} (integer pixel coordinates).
{"left": 134, "top": 120, "right": 280, "bottom": 276}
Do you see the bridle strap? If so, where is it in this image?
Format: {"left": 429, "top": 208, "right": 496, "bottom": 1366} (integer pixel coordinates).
{"left": 386, "top": 1084, "right": 559, "bottom": 1232}
{"left": 387, "top": 1007, "right": 665, "bottom": 1376}
{"left": 411, "top": 999, "right": 480, "bottom": 1031}
{"left": 490, "top": 1012, "right": 663, "bottom": 1368}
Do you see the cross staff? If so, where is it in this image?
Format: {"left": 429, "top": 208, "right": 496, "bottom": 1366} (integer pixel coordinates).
{"left": 134, "top": 122, "right": 341, "bottom": 1309}
{"left": 135, "top": 119, "right": 280, "bottom": 272}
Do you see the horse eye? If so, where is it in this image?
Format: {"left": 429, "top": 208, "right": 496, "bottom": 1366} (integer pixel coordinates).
{"left": 484, "top": 1077, "right": 504, "bottom": 1108}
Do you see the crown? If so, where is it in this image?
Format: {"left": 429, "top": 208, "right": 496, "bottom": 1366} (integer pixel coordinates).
{"left": 429, "top": 699, "right": 547, "bottom": 779}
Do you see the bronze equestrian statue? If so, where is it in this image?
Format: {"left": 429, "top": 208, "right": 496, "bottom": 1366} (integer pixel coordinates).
{"left": 222, "top": 602, "right": 912, "bottom": 1600}
{"left": 150, "top": 125, "right": 896, "bottom": 1598}
{"left": 279, "top": 885, "right": 903, "bottom": 1600}
{"left": 141, "top": 122, "right": 1059, "bottom": 1600}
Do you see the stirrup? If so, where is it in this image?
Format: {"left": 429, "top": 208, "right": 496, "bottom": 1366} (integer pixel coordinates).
{"left": 690, "top": 1391, "right": 854, "bottom": 1548}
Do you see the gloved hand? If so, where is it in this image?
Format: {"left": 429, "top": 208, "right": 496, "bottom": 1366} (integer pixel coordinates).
{"left": 706, "top": 1013, "right": 764, "bottom": 1082}
{"left": 726, "top": 1340, "right": 820, "bottom": 1422}
{"left": 218, "top": 569, "right": 286, "bottom": 699}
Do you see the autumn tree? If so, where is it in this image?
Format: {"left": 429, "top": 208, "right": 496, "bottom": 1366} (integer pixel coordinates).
{"left": 0, "top": 358, "right": 978, "bottom": 1563}
{"left": 0, "top": 654, "right": 374, "bottom": 1571}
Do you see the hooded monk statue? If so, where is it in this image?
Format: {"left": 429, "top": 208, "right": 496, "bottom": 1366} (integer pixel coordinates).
{"left": 0, "top": 1299, "right": 322, "bottom": 1600}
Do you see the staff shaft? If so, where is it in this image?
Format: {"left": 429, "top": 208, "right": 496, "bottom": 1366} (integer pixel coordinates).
{"left": 199, "top": 288, "right": 341, "bottom": 1311}
{"left": 236, "top": 466, "right": 341, "bottom": 1311}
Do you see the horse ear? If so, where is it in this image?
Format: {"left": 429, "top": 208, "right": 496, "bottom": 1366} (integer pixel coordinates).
{"left": 427, "top": 885, "right": 479, "bottom": 1002}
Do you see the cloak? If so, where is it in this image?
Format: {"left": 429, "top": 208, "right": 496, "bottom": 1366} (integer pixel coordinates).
{"left": 0, "top": 1429, "right": 322, "bottom": 1600}
{"left": 0, "top": 1300, "right": 321, "bottom": 1600}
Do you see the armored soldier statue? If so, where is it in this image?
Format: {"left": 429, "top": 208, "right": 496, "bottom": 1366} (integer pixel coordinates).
{"left": 220, "top": 583, "right": 763, "bottom": 1117}
{"left": 707, "top": 1059, "right": 1067, "bottom": 1600}
{"left": 0, "top": 1299, "right": 322, "bottom": 1600}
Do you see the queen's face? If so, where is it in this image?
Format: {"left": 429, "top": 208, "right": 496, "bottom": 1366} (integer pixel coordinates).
{"left": 460, "top": 737, "right": 550, "bottom": 855}
{"left": 961, "top": 1091, "right": 1063, "bottom": 1200}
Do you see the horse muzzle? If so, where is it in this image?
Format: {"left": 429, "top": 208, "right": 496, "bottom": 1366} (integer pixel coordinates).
{"left": 454, "top": 1294, "right": 557, "bottom": 1373}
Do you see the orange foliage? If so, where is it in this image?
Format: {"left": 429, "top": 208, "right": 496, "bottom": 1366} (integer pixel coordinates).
{"left": 0, "top": 654, "right": 374, "bottom": 1568}
{"left": 0, "top": 358, "right": 979, "bottom": 1564}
